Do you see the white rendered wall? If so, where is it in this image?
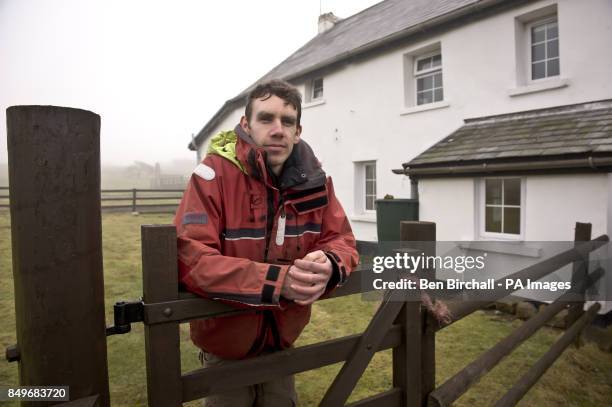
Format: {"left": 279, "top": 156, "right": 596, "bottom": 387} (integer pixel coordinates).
{"left": 197, "top": 0, "right": 612, "bottom": 241}
{"left": 418, "top": 178, "right": 476, "bottom": 241}
{"left": 418, "top": 173, "right": 608, "bottom": 241}
{"left": 525, "top": 174, "right": 608, "bottom": 240}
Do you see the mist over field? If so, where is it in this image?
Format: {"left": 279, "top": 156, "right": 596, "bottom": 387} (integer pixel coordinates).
{"left": 0, "top": 158, "right": 197, "bottom": 189}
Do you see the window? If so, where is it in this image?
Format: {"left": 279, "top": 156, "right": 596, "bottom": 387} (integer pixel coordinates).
{"left": 312, "top": 77, "right": 324, "bottom": 100}
{"left": 305, "top": 77, "right": 324, "bottom": 103}
{"left": 414, "top": 53, "right": 443, "bottom": 105}
{"left": 530, "top": 18, "right": 559, "bottom": 80}
{"left": 512, "top": 5, "right": 562, "bottom": 90}
{"left": 354, "top": 161, "right": 377, "bottom": 214}
{"left": 483, "top": 178, "right": 522, "bottom": 236}
{"left": 364, "top": 162, "right": 376, "bottom": 211}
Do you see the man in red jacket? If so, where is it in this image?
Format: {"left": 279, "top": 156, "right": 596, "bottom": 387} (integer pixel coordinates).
{"left": 174, "top": 79, "right": 359, "bottom": 406}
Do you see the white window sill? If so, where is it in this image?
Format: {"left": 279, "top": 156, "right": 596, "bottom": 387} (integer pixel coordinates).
{"left": 458, "top": 241, "right": 541, "bottom": 258}
{"left": 303, "top": 99, "right": 326, "bottom": 109}
{"left": 508, "top": 77, "right": 570, "bottom": 97}
{"left": 351, "top": 214, "right": 377, "bottom": 223}
{"left": 400, "top": 100, "right": 450, "bottom": 116}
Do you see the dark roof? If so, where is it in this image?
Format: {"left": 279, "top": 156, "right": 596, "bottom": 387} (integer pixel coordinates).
{"left": 401, "top": 100, "right": 612, "bottom": 176}
{"left": 255, "top": 0, "right": 479, "bottom": 84}
{"left": 191, "top": 0, "right": 521, "bottom": 150}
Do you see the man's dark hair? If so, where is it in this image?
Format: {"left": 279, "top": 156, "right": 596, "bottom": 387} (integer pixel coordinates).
{"left": 245, "top": 79, "right": 302, "bottom": 126}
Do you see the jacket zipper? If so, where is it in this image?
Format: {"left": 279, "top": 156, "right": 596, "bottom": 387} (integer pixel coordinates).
{"left": 263, "top": 187, "right": 284, "bottom": 351}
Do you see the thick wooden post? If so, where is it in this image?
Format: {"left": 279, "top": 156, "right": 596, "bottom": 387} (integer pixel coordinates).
{"left": 142, "top": 225, "right": 182, "bottom": 406}
{"left": 6, "top": 106, "right": 110, "bottom": 406}
{"left": 566, "top": 222, "right": 591, "bottom": 346}
{"left": 396, "top": 221, "right": 436, "bottom": 407}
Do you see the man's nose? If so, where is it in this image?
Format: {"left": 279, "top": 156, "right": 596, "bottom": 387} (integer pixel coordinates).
{"left": 270, "top": 119, "right": 284, "bottom": 136}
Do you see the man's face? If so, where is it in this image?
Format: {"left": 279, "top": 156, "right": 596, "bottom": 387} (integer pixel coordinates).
{"left": 240, "top": 94, "right": 301, "bottom": 175}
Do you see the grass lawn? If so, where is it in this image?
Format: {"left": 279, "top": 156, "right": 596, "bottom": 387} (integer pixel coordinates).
{"left": 1, "top": 211, "right": 611, "bottom": 406}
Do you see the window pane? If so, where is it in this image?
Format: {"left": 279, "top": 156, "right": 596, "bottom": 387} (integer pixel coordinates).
{"left": 504, "top": 207, "right": 521, "bottom": 234}
{"left": 532, "top": 62, "right": 546, "bottom": 79}
{"left": 417, "top": 57, "right": 431, "bottom": 71}
{"left": 434, "top": 72, "right": 443, "bottom": 87}
{"left": 547, "top": 22, "right": 558, "bottom": 39}
{"left": 532, "top": 43, "right": 546, "bottom": 62}
{"left": 486, "top": 207, "right": 502, "bottom": 233}
{"left": 532, "top": 25, "right": 546, "bottom": 43}
{"left": 547, "top": 58, "right": 560, "bottom": 76}
{"left": 547, "top": 39, "right": 559, "bottom": 58}
{"left": 504, "top": 179, "right": 521, "bottom": 206}
{"left": 417, "top": 75, "right": 433, "bottom": 91}
{"left": 417, "top": 91, "right": 433, "bottom": 105}
{"left": 365, "top": 164, "right": 374, "bottom": 179}
{"left": 485, "top": 179, "right": 502, "bottom": 204}
{"left": 366, "top": 181, "right": 375, "bottom": 195}
{"left": 366, "top": 196, "right": 375, "bottom": 211}
{"left": 432, "top": 54, "right": 442, "bottom": 67}
{"left": 434, "top": 88, "right": 443, "bottom": 102}
{"left": 417, "top": 77, "right": 425, "bottom": 92}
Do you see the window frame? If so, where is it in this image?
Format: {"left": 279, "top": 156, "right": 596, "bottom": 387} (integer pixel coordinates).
{"left": 413, "top": 51, "right": 443, "bottom": 106}
{"left": 311, "top": 77, "right": 324, "bottom": 101}
{"left": 527, "top": 16, "right": 559, "bottom": 82}
{"left": 364, "top": 161, "right": 377, "bottom": 212}
{"left": 479, "top": 177, "right": 525, "bottom": 240}
{"left": 354, "top": 160, "right": 377, "bottom": 215}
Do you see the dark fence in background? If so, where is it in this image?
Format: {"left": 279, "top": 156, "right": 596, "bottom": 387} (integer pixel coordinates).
{"left": 0, "top": 186, "right": 8, "bottom": 208}
{"left": 0, "top": 187, "right": 183, "bottom": 213}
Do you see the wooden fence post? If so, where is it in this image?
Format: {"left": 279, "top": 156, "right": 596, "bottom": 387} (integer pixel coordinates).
{"left": 132, "top": 188, "right": 137, "bottom": 212}
{"left": 566, "top": 222, "right": 592, "bottom": 346}
{"left": 142, "top": 225, "right": 182, "bottom": 406}
{"left": 6, "top": 105, "right": 110, "bottom": 406}
{"left": 396, "top": 221, "right": 436, "bottom": 407}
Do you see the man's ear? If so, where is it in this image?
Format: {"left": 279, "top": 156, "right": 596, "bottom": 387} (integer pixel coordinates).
{"left": 294, "top": 124, "right": 302, "bottom": 144}
{"left": 239, "top": 116, "right": 250, "bottom": 134}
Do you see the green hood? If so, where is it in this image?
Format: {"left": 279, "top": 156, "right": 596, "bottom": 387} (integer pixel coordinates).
{"left": 207, "top": 130, "right": 246, "bottom": 173}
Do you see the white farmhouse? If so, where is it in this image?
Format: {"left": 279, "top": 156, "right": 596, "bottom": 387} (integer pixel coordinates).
{"left": 189, "top": 0, "right": 612, "bottom": 246}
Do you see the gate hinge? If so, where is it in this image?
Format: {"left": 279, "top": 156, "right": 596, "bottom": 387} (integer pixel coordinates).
{"left": 105, "top": 299, "right": 144, "bottom": 336}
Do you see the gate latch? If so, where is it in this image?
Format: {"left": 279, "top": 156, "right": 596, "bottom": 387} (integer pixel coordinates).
{"left": 106, "top": 300, "right": 144, "bottom": 336}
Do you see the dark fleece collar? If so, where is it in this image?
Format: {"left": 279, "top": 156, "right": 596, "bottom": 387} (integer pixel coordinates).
{"left": 234, "top": 124, "right": 326, "bottom": 191}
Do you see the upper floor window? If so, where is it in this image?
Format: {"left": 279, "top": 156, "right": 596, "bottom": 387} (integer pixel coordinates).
{"left": 530, "top": 18, "right": 559, "bottom": 80}
{"left": 305, "top": 77, "right": 324, "bottom": 103}
{"left": 312, "top": 77, "right": 324, "bottom": 100}
{"left": 414, "top": 53, "right": 443, "bottom": 105}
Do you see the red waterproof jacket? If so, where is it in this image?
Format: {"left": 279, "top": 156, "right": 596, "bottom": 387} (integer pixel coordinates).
{"left": 174, "top": 125, "right": 359, "bottom": 359}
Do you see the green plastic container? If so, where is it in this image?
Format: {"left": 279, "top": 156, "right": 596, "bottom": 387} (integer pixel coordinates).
{"left": 375, "top": 199, "right": 419, "bottom": 241}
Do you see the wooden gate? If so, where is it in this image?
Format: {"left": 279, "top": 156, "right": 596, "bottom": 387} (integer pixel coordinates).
{"left": 139, "top": 222, "right": 606, "bottom": 406}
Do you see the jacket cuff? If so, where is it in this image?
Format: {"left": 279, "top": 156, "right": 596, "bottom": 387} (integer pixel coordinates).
{"left": 261, "top": 263, "right": 290, "bottom": 307}
{"left": 324, "top": 250, "right": 348, "bottom": 289}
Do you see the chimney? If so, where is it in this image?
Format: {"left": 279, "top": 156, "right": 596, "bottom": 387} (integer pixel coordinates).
{"left": 318, "top": 12, "right": 339, "bottom": 34}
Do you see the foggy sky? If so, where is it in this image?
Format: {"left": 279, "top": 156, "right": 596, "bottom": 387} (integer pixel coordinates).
{"left": 0, "top": 0, "right": 380, "bottom": 165}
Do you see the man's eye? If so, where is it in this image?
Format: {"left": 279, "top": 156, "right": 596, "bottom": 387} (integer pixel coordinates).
{"left": 282, "top": 120, "right": 295, "bottom": 126}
